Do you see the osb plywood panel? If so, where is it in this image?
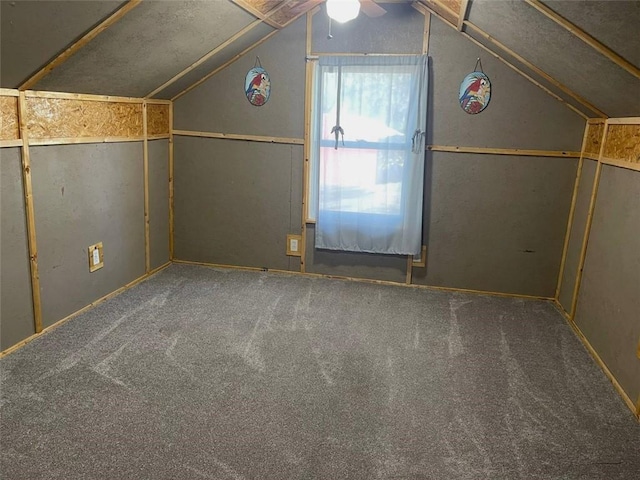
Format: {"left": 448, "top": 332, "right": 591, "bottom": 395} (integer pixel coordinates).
{"left": 235, "top": 0, "right": 281, "bottom": 15}
{"left": 1, "top": 96, "right": 20, "bottom": 140}
{"left": 25, "top": 97, "right": 143, "bottom": 139}
{"left": 420, "top": 0, "right": 458, "bottom": 25}
{"left": 602, "top": 124, "right": 640, "bottom": 164}
{"left": 439, "top": 0, "right": 462, "bottom": 15}
{"left": 147, "top": 104, "right": 170, "bottom": 136}
{"left": 270, "top": 0, "right": 322, "bottom": 27}
{"left": 584, "top": 123, "right": 604, "bottom": 157}
{"left": 235, "top": 0, "right": 322, "bottom": 27}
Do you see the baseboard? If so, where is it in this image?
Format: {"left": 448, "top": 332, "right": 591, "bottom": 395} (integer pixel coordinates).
{"left": 552, "top": 299, "right": 638, "bottom": 421}
{"left": 173, "top": 258, "right": 553, "bottom": 301}
{"left": 0, "top": 261, "right": 171, "bottom": 358}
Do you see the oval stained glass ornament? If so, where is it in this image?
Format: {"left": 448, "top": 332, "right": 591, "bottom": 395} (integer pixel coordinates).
{"left": 245, "top": 67, "right": 271, "bottom": 106}
{"left": 459, "top": 72, "right": 491, "bottom": 114}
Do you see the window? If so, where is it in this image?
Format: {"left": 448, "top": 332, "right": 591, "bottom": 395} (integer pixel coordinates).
{"left": 309, "top": 55, "right": 428, "bottom": 255}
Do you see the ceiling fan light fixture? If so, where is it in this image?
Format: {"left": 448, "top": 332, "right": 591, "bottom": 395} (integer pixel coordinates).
{"left": 326, "top": 0, "right": 361, "bottom": 24}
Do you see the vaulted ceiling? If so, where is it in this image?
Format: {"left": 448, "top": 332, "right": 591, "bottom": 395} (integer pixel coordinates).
{"left": 1, "top": 0, "right": 638, "bottom": 117}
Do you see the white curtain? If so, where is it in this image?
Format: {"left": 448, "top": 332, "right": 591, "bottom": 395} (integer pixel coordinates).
{"left": 310, "top": 55, "right": 428, "bottom": 255}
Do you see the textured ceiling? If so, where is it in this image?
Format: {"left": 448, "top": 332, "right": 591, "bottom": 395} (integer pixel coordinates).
{"left": 32, "top": 1, "right": 257, "bottom": 97}
{"left": 0, "top": 0, "right": 638, "bottom": 117}
{"left": 543, "top": 0, "right": 640, "bottom": 69}
{"left": 0, "top": 1, "right": 124, "bottom": 88}
{"left": 468, "top": 0, "right": 640, "bottom": 118}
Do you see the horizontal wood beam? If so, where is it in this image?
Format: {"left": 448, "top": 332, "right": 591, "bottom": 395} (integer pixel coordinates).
{"left": 524, "top": 0, "right": 640, "bottom": 80}
{"left": 173, "top": 129, "right": 303, "bottom": 145}
{"left": 0, "top": 88, "right": 19, "bottom": 97}
{"left": 600, "top": 157, "right": 640, "bottom": 172}
{"left": 24, "top": 90, "right": 144, "bottom": 104}
{"left": 606, "top": 117, "right": 640, "bottom": 125}
{"left": 427, "top": 145, "right": 581, "bottom": 158}
{"left": 19, "top": 0, "right": 142, "bottom": 90}
{"left": 308, "top": 53, "right": 420, "bottom": 58}
{"left": 0, "top": 139, "right": 24, "bottom": 148}
{"left": 28, "top": 137, "right": 143, "bottom": 146}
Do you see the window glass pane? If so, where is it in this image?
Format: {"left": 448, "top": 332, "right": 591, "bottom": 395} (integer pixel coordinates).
{"left": 319, "top": 147, "right": 406, "bottom": 216}
{"left": 318, "top": 66, "right": 413, "bottom": 217}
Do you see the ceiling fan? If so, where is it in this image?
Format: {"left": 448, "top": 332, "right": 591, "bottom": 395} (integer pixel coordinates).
{"left": 326, "top": 0, "right": 387, "bottom": 24}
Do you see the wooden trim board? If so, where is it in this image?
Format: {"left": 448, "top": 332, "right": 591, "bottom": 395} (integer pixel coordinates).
{"left": 405, "top": 255, "right": 413, "bottom": 284}
{"left": 552, "top": 300, "right": 638, "bottom": 420}
{"left": 412, "top": 245, "right": 428, "bottom": 268}
{"left": 457, "top": 0, "right": 469, "bottom": 31}
{"left": 569, "top": 122, "right": 608, "bottom": 318}
{"left": 428, "top": 145, "right": 580, "bottom": 158}
{"left": 0, "top": 139, "right": 24, "bottom": 148}
{"left": 0, "top": 88, "right": 19, "bottom": 97}
{"left": 173, "top": 259, "right": 554, "bottom": 301}
{"left": 606, "top": 117, "right": 640, "bottom": 125}
{"left": 524, "top": 0, "right": 640, "bottom": 81}
{"left": 19, "top": 0, "right": 143, "bottom": 90}
{"left": 300, "top": 10, "right": 314, "bottom": 272}
{"left": 24, "top": 90, "right": 144, "bottom": 104}
{"left": 142, "top": 101, "right": 150, "bottom": 273}
{"left": 0, "top": 262, "right": 171, "bottom": 358}
{"left": 554, "top": 121, "right": 590, "bottom": 300}
{"left": 17, "top": 92, "right": 43, "bottom": 334}
{"left": 169, "top": 102, "right": 175, "bottom": 260}
{"left": 173, "top": 129, "right": 303, "bottom": 145}
{"left": 28, "top": 137, "right": 143, "bottom": 146}
{"left": 599, "top": 157, "right": 640, "bottom": 172}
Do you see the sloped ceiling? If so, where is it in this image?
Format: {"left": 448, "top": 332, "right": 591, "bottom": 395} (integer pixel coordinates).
{"left": 466, "top": 0, "right": 640, "bottom": 117}
{"left": 0, "top": 1, "right": 124, "bottom": 88}
{"left": 0, "top": 0, "right": 638, "bottom": 117}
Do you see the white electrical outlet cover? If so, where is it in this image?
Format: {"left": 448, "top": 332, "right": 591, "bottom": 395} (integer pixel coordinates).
{"left": 290, "top": 239, "right": 298, "bottom": 252}
{"left": 93, "top": 248, "right": 100, "bottom": 265}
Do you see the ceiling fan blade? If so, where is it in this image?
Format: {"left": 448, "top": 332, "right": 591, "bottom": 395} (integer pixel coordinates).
{"left": 360, "top": 0, "right": 387, "bottom": 17}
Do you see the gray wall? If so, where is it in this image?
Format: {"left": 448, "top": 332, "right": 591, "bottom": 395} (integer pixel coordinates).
{"left": 148, "top": 139, "right": 170, "bottom": 269}
{"left": 174, "top": 136, "right": 302, "bottom": 272}
{"left": 173, "top": 8, "right": 585, "bottom": 295}
{"left": 413, "top": 152, "right": 577, "bottom": 297}
{"left": 427, "top": 17, "right": 584, "bottom": 150}
{"left": 30, "top": 142, "right": 145, "bottom": 328}
{"left": 558, "top": 159, "right": 597, "bottom": 312}
{"left": 174, "top": 16, "right": 306, "bottom": 139}
{"left": 574, "top": 166, "right": 640, "bottom": 406}
{"left": 0, "top": 148, "right": 35, "bottom": 349}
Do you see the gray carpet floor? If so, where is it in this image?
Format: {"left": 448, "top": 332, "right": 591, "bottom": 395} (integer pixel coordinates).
{"left": 1, "top": 264, "right": 638, "bottom": 480}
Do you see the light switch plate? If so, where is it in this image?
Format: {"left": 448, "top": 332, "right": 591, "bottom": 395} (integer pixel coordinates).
{"left": 88, "top": 242, "right": 104, "bottom": 272}
{"left": 286, "top": 234, "right": 302, "bottom": 257}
